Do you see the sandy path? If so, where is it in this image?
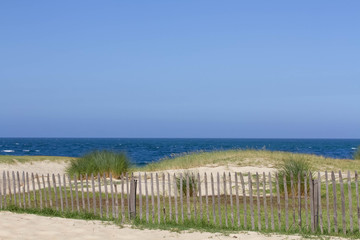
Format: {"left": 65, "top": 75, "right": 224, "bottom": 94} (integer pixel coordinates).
{"left": 1, "top": 211, "right": 341, "bottom": 240}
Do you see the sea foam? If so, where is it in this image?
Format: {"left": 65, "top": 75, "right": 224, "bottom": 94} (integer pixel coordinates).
{"left": 2, "top": 150, "right": 14, "bottom": 153}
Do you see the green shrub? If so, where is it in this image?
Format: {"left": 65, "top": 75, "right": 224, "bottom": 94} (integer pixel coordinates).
{"left": 354, "top": 146, "right": 360, "bottom": 160}
{"left": 277, "top": 156, "right": 313, "bottom": 195}
{"left": 176, "top": 171, "right": 198, "bottom": 197}
{"left": 66, "top": 150, "right": 130, "bottom": 178}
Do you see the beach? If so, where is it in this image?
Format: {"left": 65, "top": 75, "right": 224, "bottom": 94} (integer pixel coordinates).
{"left": 0, "top": 211, "right": 348, "bottom": 240}
{"left": 0, "top": 159, "right": 351, "bottom": 240}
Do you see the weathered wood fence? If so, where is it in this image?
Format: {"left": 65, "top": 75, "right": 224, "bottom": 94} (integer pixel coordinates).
{"left": 1, "top": 170, "right": 360, "bottom": 235}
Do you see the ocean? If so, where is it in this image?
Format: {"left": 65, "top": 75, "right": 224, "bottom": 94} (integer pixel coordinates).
{"left": 0, "top": 138, "right": 359, "bottom": 166}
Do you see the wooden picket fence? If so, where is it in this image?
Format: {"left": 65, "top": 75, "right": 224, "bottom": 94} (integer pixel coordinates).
{"left": 1, "top": 170, "right": 360, "bottom": 236}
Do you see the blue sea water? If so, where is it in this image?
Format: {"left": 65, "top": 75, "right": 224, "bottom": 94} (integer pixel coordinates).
{"left": 0, "top": 138, "right": 359, "bottom": 166}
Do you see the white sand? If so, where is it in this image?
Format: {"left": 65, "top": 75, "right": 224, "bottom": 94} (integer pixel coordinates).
{"left": 0, "top": 160, "right": 68, "bottom": 176}
{"left": 1, "top": 211, "right": 347, "bottom": 240}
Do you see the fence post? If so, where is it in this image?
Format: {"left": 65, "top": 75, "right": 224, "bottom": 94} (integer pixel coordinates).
{"left": 312, "top": 179, "right": 319, "bottom": 231}
{"left": 129, "top": 178, "right": 137, "bottom": 219}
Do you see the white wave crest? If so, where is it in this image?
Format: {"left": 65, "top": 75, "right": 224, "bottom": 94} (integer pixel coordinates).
{"left": 2, "top": 150, "right": 14, "bottom": 153}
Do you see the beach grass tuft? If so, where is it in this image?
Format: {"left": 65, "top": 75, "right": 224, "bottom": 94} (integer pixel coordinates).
{"left": 276, "top": 156, "right": 313, "bottom": 194}
{"left": 66, "top": 150, "right": 130, "bottom": 178}
{"left": 175, "top": 171, "right": 198, "bottom": 197}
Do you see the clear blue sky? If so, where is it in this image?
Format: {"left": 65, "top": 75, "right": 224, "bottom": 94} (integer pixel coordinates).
{"left": 1, "top": 1, "right": 359, "bottom": 138}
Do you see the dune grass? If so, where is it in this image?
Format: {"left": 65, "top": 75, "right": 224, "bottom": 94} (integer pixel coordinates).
{"left": 137, "top": 149, "right": 359, "bottom": 172}
{"left": 354, "top": 146, "right": 360, "bottom": 160}
{"left": 66, "top": 150, "right": 130, "bottom": 178}
{"left": 277, "top": 156, "right": 313, "bottom": 194}
{"left": 0, "top": 155, "right": 74, "bottom": 164}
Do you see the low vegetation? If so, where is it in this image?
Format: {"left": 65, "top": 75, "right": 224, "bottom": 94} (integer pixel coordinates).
{"left": 66, "top": 150, "right": 130, "bottom": 178}
{"left": 354, "top": 146, "right": 360, "bottom": 160}
{"left": 175, "top": 171, "right": 198, "bottom": 197}
{"left": 138, "top": 149, "right": 358, "bottom": 172}
{"left": 276, "top": 156, "right": 313, "bottom": 194}
{"left": 0, "top": 155, "right": 73, "bottom": 164}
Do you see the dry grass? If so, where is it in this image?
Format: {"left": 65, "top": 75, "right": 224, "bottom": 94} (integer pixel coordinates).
{"left": 0, "top": 155, "right": 74, "bottom": 164}
{"left": 136, "top": 149, "right": 359, "bottom": 172}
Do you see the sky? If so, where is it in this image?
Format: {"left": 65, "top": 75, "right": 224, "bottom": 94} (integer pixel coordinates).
{"left": 1, "top": 1, "right": 359, "bottom": 138}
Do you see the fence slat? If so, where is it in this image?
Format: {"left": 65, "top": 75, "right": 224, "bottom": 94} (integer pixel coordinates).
{"left": 284, "top": 174, "right": 289, "bottom": 231}
{"left": 126, "top": 173, "right": 129, "bottom": 219}
{"left": 156, "top": 173, "right": 160, "bottom": 224}
{"left": 81, "top": 174, "right": 86, "bottom": 211}
{"left": 42, "top": 174, "right": 47, "bottom": 208}
{"left": 110, "top": 173, "right": 115, "bottom": 218}
{"left": 223, "top": 173, "right": 228, "bottom": 227}
{"left": 97, "top": 173, "right": 102, "bottom": 218}
{"left": 304, "top": 172, "right": 308, "bottom": 230}
{"left": 309, "top": 173, "right": 314, "bottom": 232}
{"left": 162, "top": 173, "right": 166, "bottom": 222}
{"left": 290, "top": 174, "right": 296, "bottom": 227}
{"left": 263, "top": 172, "right": 268, "bottom": 230}
{"left": 32, "top": 173, "right": 37, "bottom": 208}
{"left": 180, "top": 173, "right": 184, "bottom": 222}
{"left": 0, "top": 177, "right": 2, "bottom": 209}
{"left": 217, "top": 172, "right": 222, "bottom": 226}
{"left": 239, "top": 172, "right": 247, "bottom": 229}
{"left": 7, "top": 172, "right": 11, "bottom": 203}
{"left": 325, "top": 171, "right": 330, "bottom": 233}
{"left": 256, "top": 173, "right": 261, "bottom": 230}
{"left": 91, "top": 174, "right": 96, "bottom": 215}
{"left": 63, "top": 174, "right": 68, "bottom": 210}
{"left": 275, "top": 173, "right": 281, "bottom": 230}
{"left": 339, "top": 171, "right": 346, "bottom": 234}
{"left": 229, "top": 173, "right": 234, "bottom": 227}
{"left": 151, "top": 173, "right": 155, "bottom": 223}
{"left": 104, "top": 174, "right": 109, "bottom": 218}
{"left": 23, "top": 172, "right": 26, "bottom": 208}
{"left": 86, "top": 174, "right": 90, "bottom": 212}
{"left": 347, "top": 171, "right": 353, "bottom": 233}
{"left": 198, "top": 173, "right": 203, "bottom": 221}
{"left": 68, "top": 175, "right": 73, "bottom": 211}
{"left": 121, "top": 173, "right": 125, "bottom": 222}
{"left": 186, "top": 173, "right": 191, "bottom": 221}
{"left": 17, "top": 172, "right": 21, "bottom": 208}
{"left": 36, "top": 174, "right": 42, "bottom": 209}
{"left": 139, "top": 173, "right": 142, "bottom": 220}
{"left": 3, "top": 171, "right": 7, "bottom": 208}
{"left": 297, "top": 173, "right": 301, "bottom": 229}
{"left": 74, "top": 175, "right": 79, "bottom": 213}
{"left": 52, "top": 174, "right": 57, "bottom": 210}
{"left": 57, "top": 174, "right": 63, "bottom": 212}
{"left": 192, "top": 173, "right": 197, "bottom": 221}
{"left": 268, "top": 173, "right": 275, "bottom": 230}
{"left": 248, "top": 172, "right": 255, "bottom": 230}
{"left": 173, "top": 173, "right": 178, "bottom": 223}
{"left": 318, "top": 171, "right": 323, "bottom": 234}
{"left": 144, "top": 173, "right": 149, "bottom": 223}
{"left": 27, "top": 172, "right": 31, "bottom": 208}
{"left": 211, "top": 173, "right": 216, "bottom": 225}
{"left": 355, "top": 171, "right": 360, "bottom": 232}
{"left": 12, "top": 172, "right": 17, "bottom": 206}
{"left": 331, "top": 171, "right": 338, "bottom": 233}
{"left": 168, "top": 173, "right": 172, "bottom": 221}
{"left": 235, "top": 173, "right": 240, "bottom": 227}
{"left": 114, "top": 184, "right": 119, "bottom": 219}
